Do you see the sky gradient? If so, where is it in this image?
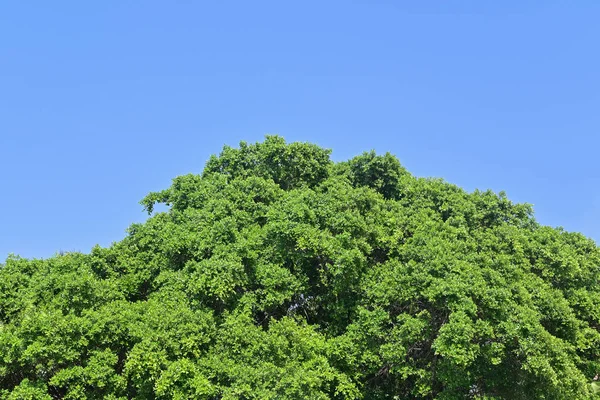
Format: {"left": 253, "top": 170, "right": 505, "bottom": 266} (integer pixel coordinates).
{"left": 1, "top": 1, "right": 598, "bottom": 260}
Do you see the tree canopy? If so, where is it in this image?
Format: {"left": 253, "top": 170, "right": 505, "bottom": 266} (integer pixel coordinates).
{"left": 1, "top": 136, "right": 599, "bottom": 399}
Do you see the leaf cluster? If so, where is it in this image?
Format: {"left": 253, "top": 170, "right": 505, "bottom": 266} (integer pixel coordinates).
{"left": 2, "top": 136, "right": 599, "bottom": 399}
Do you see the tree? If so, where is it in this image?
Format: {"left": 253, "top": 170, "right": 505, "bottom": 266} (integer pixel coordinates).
{"left": 1, "top": 136, "right": 599, "bottom": 399}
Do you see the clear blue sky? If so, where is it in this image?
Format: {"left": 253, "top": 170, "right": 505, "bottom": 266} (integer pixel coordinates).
{"left": 1, "top": 1, "right": 598, "bottom": 260}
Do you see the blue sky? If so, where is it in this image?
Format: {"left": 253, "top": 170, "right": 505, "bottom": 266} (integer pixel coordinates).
{"left": 1, "top": 1, "right": 598, "bottom": 260}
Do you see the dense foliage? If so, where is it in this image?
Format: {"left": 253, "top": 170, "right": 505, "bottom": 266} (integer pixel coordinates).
{"left": 1, "top": 136, "right": 599, "bottom": 399}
